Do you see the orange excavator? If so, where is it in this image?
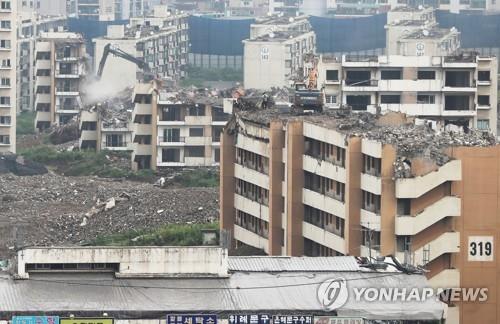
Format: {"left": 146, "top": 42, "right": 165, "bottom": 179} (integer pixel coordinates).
{"left": 293, "top": 58, "right": 323, "bottom": 112}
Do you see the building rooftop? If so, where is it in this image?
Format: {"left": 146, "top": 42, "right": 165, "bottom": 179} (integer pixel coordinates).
{"left": 39, "top": 31, "right": 84, "bottom": 42}
{"left": 254, "top": 15, "right": 310, "bottom": 25}
{"left": 233, "top": 108, "right": 496, "bottom": 170}
{"left": 402, "top": 27, "right": 458, "bottom": 39}
{"left": 0, "top": 255, "right": 444, "bottom": 320}
{"left": 390, "top": 6, "right": 433, "bottom": 12}
{"left": 247, "top": 30, "right": 313, "bottom": 42}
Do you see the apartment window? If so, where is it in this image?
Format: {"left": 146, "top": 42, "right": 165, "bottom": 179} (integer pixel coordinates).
{"left": 36, "top": 52, "right": 50, "bottom": 60}
{"left": 363, "top": 155, "right": 381, "bottom": 176}
{"left": 106, "top": 134, "right": 125, "bottom": 147}
{"left": 235, "top": 147, "right": 269, "bottom": 174}
{"left": 0, "top": 1, "right": 11, "bottom": 10}
{"left": 0, "top": 135, "right": 10, "bottom": 144}
{"left": 0, "top": 96, "right": 11, "bottom": 105}
{"left": 163, "top": 128, "right": 180, "bottom": 142}
{"left": 380, "top": 95, "right": 400, "bottom": 104}
{"left": 478, "top": 95, "right": 490, "bottom": 106}
{"left": 36, "top": 69, "right": 50, "bottom": 76}
{"left": 189, "top": 127, "right": 204, "bottom": 137}
{"left": 362, "top": 190, "right": 381, "bottom": 214}
{"left": 380, "top": 70, "right": 401, "bottom": 80}
{"left": 477, "top": 119, "right": 489, "bottom": 130}
{"left": 81, "top": 121, "right": 96, "bottom": 131}
{"left": 235, "top": 178, "right": 269, "bottom": 206}
{"left": 417, "top": 70, "right": 436, "bottom": 80}
{"left": 0, "top": 40, "right": 11, "bottom": 49}
{"left": 0, "top": 20, "right": 10, "bottom": 29}
{"left": 362, "top": 227, "right": 381, "bottom": 251}
{"left": 396, "top": 236, "right": 412, "bottom": 252}
{"left": 397, "top": 199, "right": 411, "bottom": 215}
{"left": 185, "top": 146, "right": 205, "bottom": 157}
{"left": 478, "top": 71, "right": 490, "bottom": 82}
{"left": 0, "top": 78, "right": 9, "bottom": 86}
{"left": 325, "top": 95, "right": 337, "bottom": 104}
{"left": 0, "top": 115, "right": 10, "bottom": 125}
{"left": 162, "top": 148, "right": 181, "bottom": 162}
{"left": 189, "top": 105, "right": 205, "bottom": 116}
{"left": 1, "top": 59, "right": 9, "bottom": 67}
{"left": 326, "top": 70, "right": 339, "bottom": 81}
{"left": 214, "top": 148, "right": 220, "bottom": 163}
{"left": 417, "top": 94, "right": 435, "bottom": 104}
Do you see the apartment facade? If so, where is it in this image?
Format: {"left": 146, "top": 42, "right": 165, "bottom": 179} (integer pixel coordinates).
{"left": 243, "top": 30, "right": 316, "bottom": 89}
{"left": 76, "top": 0, "right": 115, "bottom": 21}
{"left": 226, "top": 0, "right": 268, "bottom": 16}
{"left": 0, "top": 0, "right": 16, "bottom": 153}
{"left": 269, "top": 0, "right": 328, "bottom": 16}
{"left": 312, "top": 54, "right": 498, "bottom": 134}
{"left": 34, "top": 32, "right": 86, "bottom": 131}
{"left": 220, "top": 109, "right": 500, "bottom": 323}
{"left": 130, "top": 82, "right": 231, "bottom": 170}
{"left": 94, "top": 14, "right": 188, "bottom": 90}
{"left": 17, "top": 15, "right": 67, "bottom": 112}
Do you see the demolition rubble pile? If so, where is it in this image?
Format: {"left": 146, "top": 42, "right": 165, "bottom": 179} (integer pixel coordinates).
{"left": 236, "top": 108, "right": 496, "bottom": 178}
{"left": 0, "top": 173, "right": 218, "bottom": 257}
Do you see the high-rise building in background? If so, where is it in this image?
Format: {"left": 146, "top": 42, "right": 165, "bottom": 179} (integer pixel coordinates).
{"left": 0, "top": 0, "right": 17, "bottom": 154}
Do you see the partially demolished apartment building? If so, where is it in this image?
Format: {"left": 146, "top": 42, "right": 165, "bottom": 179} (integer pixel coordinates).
{"left": 308, "top": 6, "right": 498, "bottom": 133}
{"left": 94, "top": 7, "right": 188, "bottom": 90}
{"left": 0, "top": 0, "right": 16, "bottom": 153}
{"left": 220, "top": 107, "right": 500, "bottom": 323}
{"left": 130, "top": 82, "right": 231, "bottom": 170}
{"left": 243, "top": 16, "right": 316, "bottom": 89}
{"left": 34, "top": 32, "right": 86, "bottom": 131}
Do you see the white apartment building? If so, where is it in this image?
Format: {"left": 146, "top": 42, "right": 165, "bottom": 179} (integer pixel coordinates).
{"left": 17, "top": 0, "right": 67, "bottom": 16}
{"left": 0, "top": 0, "right": 16, "bottom": 154}
{"left": 438, "top": 0, "right": 500, "bottom": 13}
{"left": 250, "top": 15, "right": 311, "bottom": 39}
{"left": 243, "top": 30, "right": 316, "bottom": 89}
{"left": 17, "top": 15, "right": 67, "bottom": 112}
{"left": 94, "top": 12, "right": 188, "bottom": 90}
{"left": 115, "top": 0, "right": 145, "bottom": 20}
{"left": 269, "top": 0, "right": 328, "bottom": 16}
{"left": 130, "top": 82, "right": 231, "bottom": 170}
{"left": 34, "top": 32, "right": 86, "bottom": 131}
{"left": 226, "top": 0, "right": 268, "bottom": 16}
{"left": 75, "top": 0, "right": 115, "bottom": 21}
{"left": 312, "top": 53, "right": 498, "bottom": 133}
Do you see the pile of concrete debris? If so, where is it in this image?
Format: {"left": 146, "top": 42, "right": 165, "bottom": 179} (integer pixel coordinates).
{"left": 0, "top": 173, "right": 218, "bottom": 258}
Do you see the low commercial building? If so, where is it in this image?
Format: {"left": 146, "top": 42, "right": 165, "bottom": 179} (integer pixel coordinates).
{"left": 130, "top": 82, "right": 231, "bottom": 170}
{"left": 220, "top": 107, "right": 500, "bottom": 323}
{"left": 243, "top": 30, "right": 316, "bottom": 89}
{"left": 0, "top": 246, "right": 445, "bottom": 322}
{"left": 34, "top": 31, "right": 86, "bottom": 131}
{"left": 311, "top": 53, "right": 498, "bottom": 134}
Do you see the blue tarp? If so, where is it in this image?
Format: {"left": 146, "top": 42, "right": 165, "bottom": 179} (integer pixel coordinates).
{"left": 188, "top": 16, "right": 254, "bottom": 55}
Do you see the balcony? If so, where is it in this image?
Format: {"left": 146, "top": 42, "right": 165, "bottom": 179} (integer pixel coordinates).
{"left": 395, "top": 196, "right": 461, "bottom": 236}
{"left": 236, "top": 134, "right": 269, "bottom": 157}
{"left": 80, "top": 130, "right": 97, "bottom": 141}
{"left": 234, "top": 225, "right": 269, "bottom": 254}
{"left": 360, "top": 209, "right": 380, "bottom": 231}
{"left": 396, "top": 160, "right": 461, "bottom": 198}
{"left": 133, "top": 143, "right": 152, "bottom": 156}
{"left": 184, "top": 156, "right": 209, "bottom": 166}
{"left": 158, "top": 136, "right": 185, "bottom": 146}
{"left": 234, "top": 193, "right": 269, "bottom": 222}
{"left": 35, "top": 111, "right": 51, "bottom": 123}
{"left": 343, "top": 55, "right": 379, "bottom": 67}
{"left": 185, "top": 115, "right": 211, "bottom": 125}
{"left": 360, "top": 173, "right": 381, "bottom": 195}
{"left": 428, "top": 269, "right": 460, "bottom": 289}
{"left": 132, "top": 123, "right": 152, "bottom": 135}
{"left": 55, "top": 89, "right": 79, "bottom": 96}
{"left": 376, "top": 103, "right": 442, "bottom": 116}
{"left": 55, "top": 72, "right": 80, "bottom": 79}
{"left": 185, "top": 136, "right": 212, "bottom": 146}
{"left": 377, "top": 79, "right": 442, "bottom": 92}
{"left": 302, "top": 154, "right": 346, "bottom": 184}
{"left": 235, "top": 163, "right": 269, "bottom": 190}
{"left": 342, "top": 80, "right": 378, "bottom": 92}
{"left": 411, "top": 232, "right": 460, "bottom": 266}
{"left": 441, "top": 109, "right": 476, "bottom": 117}
{"left": 302, "top": 221, "right": 346, "bottom": 254}
{"left": 302, "top": 188, "right": 346, "bottom": 219}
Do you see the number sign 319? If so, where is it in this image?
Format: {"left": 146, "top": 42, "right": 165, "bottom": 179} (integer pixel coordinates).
{"left": 468, "top": 236, "right": 494, "bottom": 261}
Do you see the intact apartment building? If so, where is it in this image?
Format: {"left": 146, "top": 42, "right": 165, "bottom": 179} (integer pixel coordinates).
{"left": 226, "top": 0, "right": 268, "bottom": 16}
{"left": 312, "top": 53, "right": 498, "bottom": 133}
{"left": 220, "top": 108, "right": 500, "bottom": 323}
{"left": 243, "top": 30, "right": 316, "bottom": 89}
{"left": 130, "top": 82, "right": 231, "bottom": 170}
{"left": 0, "top": 0, "right": 16, "bottom": 153}
{"left": 17, "top": 15, "right": 67, "bottom": 112}
{"left": 94, "top": 11, "right": 188, "bottom": 90}
{"left": 75, "top": 0, "right": 115, "bottom": 21}
{"left": 34, "top": 32, "right": 86, "bottom": 130}
{"left": 268, "top": 0, "right": 328, "bottom": 16}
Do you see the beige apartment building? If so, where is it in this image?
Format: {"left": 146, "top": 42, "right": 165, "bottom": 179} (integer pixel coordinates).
{"left": 130, "top": 82, "right": 230, "bottom": 170}
{"left": 0, "top": 0, "right": 16, "bottom": 153}
{"left": 34, "top": 32, "right": 86, "bottom": 131}
{"left": 243, "top": 30, "right": 316, "bottom": 89}
{"left": 220, "top": 108, "right": 500, "bottom": 323}
{"left": 311, "top": 53, "right": 498, "bottom": 134}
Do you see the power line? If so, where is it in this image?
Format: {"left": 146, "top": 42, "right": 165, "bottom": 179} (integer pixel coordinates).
{"left": 0, "top": 272, "right": 408, "bottom": 291}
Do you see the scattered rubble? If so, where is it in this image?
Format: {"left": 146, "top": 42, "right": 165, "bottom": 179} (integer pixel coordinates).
{"left": 0, "top": 173, "right": 219, "bottom": 258}
{"left": 0, "top": 154, "right": 48, "bottom": 176}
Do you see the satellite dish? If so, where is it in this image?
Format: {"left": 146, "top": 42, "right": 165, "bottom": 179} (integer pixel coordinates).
{"left": 269, "top": 32, "right": 275, "bottom": 38}
{"left": 450, "top": 27, "right": 457, "bottom": 32}
{"left": 418, "top": 5, "right": 423, "bottom": 9}
{"left": 394, "top": 19, "right": 400, "bottom": 24}
{"left": 289, "top": 17, "right": 294, "bottom": 23}
{"left": 422, "top": 29, "right": 429, "bottom": 36}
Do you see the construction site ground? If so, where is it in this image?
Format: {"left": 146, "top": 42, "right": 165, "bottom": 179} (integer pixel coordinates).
{"left": 0, "top": 172, "right": 219, "bottom": 259}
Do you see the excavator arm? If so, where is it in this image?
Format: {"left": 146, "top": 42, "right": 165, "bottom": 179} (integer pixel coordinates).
{"left": 97, "top": 43, "right": 151, "bottom": 79}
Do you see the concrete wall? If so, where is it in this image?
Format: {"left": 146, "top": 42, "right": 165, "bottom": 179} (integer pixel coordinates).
{"left": 18, "top": 247, "right": 229, "bottom": 278}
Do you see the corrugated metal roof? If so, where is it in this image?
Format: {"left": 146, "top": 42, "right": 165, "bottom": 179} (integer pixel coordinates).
{"left": 228, "top": 256, "right": 361, "bottom": 272}
{"left": 0, "top": 271, "right": 444, "bottom": 321}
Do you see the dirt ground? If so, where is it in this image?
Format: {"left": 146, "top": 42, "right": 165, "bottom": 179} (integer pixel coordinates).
{"left": 0, "top": 172, "right": 219, "bottom": 258}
